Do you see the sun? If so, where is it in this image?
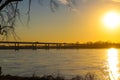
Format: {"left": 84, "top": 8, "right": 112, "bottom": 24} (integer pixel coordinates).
{"left": 103, "top": 11, "right": 120, "bottom": 29}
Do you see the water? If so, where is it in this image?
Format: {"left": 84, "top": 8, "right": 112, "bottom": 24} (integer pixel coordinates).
{"left": 0, "top": 49, "right": 120, "bottom": 79}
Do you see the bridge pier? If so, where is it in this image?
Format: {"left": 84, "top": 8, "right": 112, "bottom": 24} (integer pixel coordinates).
{"left": 14, "top": 42, "right": 19, "bottom": 50}
{"left": 56, "top": 43, "right": 61, "bottom": 49}
{"left": 44, "top": 44, "right": 50, "bottom": 49}
{"left": 32, "top": 42, "right": 37, "bottom": 50}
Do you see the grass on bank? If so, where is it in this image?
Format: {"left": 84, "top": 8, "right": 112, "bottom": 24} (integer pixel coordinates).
{"left": 0, "top": 67, "right": 112, "bottom": 80}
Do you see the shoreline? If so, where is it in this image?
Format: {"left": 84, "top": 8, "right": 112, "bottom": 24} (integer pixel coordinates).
{"left": 0, "top": 67, "right": 108, "bottom": 80}
{"left": 0, "top": 72, "right": 100, "bottom": 80}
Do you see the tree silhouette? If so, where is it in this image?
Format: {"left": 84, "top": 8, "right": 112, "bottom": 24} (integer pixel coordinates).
{"left": 0, "top": 0, "right": 77, "bottom": 40}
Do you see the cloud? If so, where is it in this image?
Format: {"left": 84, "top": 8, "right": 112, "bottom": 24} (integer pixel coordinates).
{"left": 111, "top": 0, "right": 120, "bottom": 2}
{"left": 58, "top": 0, "right": 69, "bottom": 4}
{"left": 79, "top": 0, "right": 120, "bottom": 3}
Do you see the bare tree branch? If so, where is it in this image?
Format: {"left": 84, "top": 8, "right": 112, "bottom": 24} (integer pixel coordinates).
{"left": 0, "top": 0, "right": 78, "bottom": 41}
{"left": 0, "top": 0, "right": 22, "bottom": 11}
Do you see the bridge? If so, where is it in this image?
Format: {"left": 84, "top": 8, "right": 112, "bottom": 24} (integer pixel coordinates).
{"left": 0, "top": 41, "right": 118, "bottom": 50}
{"left": 0, "top": 41, "right": 77, "bottom": 50}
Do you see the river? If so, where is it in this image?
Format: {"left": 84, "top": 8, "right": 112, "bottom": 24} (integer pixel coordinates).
{"left": 0, "top": 48, "right": 120, "bottom": 79}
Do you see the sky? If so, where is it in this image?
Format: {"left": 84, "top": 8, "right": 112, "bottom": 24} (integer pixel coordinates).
{"left": 15, "top": 0, "right": 120, "bottom": 43}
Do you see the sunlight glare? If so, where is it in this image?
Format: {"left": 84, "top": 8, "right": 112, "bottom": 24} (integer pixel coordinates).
{"left": 107, "top": 48, "right": 119, "bottom": 80}
{"left": 103, "top": 11, "right": 120, "bottom": 29}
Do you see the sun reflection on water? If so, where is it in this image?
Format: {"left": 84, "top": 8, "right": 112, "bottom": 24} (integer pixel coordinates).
{"left": 107, "top": 48, "right": 119, "bottom": 80}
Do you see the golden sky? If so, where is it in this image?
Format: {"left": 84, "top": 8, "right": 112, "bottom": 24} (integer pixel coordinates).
{"left": 15, "top": 0, "right": 120, "bottom": 43}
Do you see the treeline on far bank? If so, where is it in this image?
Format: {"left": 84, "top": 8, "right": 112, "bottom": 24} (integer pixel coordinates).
{"left": 0, "top": 41, "right": 120, "bottom": 49}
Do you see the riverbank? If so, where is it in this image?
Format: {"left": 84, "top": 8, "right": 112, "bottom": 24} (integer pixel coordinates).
{"left": 0, "top": 66, "right": 101, "bottom": 80}
{"left": 0, "top": 73, "right": 98, "bottom": 80}
{"left": 0, "top": 41, "right": 120, "bottom": 50}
